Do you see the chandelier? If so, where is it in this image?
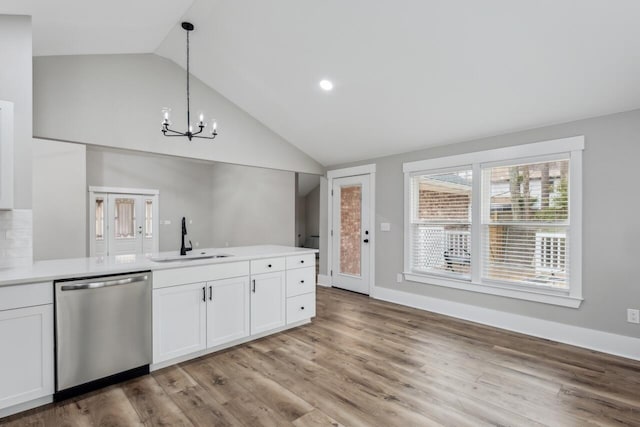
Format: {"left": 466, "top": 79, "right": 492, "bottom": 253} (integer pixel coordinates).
{"left": 161, "top": 22, "right": 218, "bottom": 141}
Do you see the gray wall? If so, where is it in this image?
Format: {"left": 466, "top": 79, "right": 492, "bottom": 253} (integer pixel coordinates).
{"left": 87, "top": 147, "right": 215, "bottom": 252}
{"left": 295, "top": 194, "right": 306, "bottom": 247}
{"left": 32, "top": 139, "right": 86, "bottom": 260}
{"left": 319, "top": 177, "right": 328, "bottom": 275}
{"left": 33, "top": 54, "right": 323, "bottom": 175}
{"left": 211, "top": 163, "right": 295, "bottom": 248}
{"left": 328, "top": 108, "right": 640, "bottom": 338}
{"left": 0, "top": 15, "right": 32, "bottom": 209}
{"left": 305, "top": 185, "right": 320, "bottom": 237}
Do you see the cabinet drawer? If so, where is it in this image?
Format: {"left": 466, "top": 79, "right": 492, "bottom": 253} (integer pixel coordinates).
{"left": 287, "top": 292, "right": 315, "bottom": 324}
{"left": 0, "top": 282, "right": 53, "bottom": 312}
{"left": 250, "top": 257, "right": 285, "bottom": 275}
{"left": 286, "top": 267, "right": 316, "bottom": 298}
{"left": 153, "top": 261, "right": 249, "bottom": 289}
{"left": 286, "top": 253, "right": 315, "bottom": 270}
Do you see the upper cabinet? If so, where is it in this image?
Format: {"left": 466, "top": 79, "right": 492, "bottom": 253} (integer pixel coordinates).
{"left": 0, "top": 100, "right": 14, "bottom": 210}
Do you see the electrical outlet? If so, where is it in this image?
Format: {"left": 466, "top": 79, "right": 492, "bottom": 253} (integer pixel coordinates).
{"left": 396, "top": 273, "right": 403, "bottom": 283}
{"left": 380, "top": 223, "right": 391, "bottom": 232}
{"left": 627, "top": 309, "right": 640, "bottom": 324}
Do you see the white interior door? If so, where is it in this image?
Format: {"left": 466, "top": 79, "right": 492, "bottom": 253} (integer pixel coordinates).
{"left": 331, "top": 175, "right": 371, "bottom": 294}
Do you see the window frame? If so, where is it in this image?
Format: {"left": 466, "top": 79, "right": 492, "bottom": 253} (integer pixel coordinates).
{"left": 403, "top": 136, "right": 584, "bottom": 308}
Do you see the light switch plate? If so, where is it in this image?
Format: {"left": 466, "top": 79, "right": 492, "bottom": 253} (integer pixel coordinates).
{"left": 627, "top": 309, "right": 640, "bottom": 324}
{"left": 396, "top": 273, "right": 403, "bottom": 283}
{"left": 380, "top": 223, "right": 391, "bottom": 232}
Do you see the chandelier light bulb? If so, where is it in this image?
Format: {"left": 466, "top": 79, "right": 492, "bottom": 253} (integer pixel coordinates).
{"left": 162, "top": 108, "right": 171, "bottom": 124}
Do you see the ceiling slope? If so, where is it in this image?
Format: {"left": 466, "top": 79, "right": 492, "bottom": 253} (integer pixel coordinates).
{"left": 1, "top": 0, "right": 194, "bottom": 56}
{"left": 156, "top": 0, "right": 640, "bottom": 166}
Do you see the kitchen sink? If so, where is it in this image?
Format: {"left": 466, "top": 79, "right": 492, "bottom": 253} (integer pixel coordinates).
{"left": 150, "top": 252, "right": 232, "bottom": 263}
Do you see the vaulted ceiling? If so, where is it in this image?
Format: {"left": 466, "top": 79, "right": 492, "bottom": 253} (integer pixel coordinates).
{"left": 6, "top": 0, "right": 640, "bottom": 166}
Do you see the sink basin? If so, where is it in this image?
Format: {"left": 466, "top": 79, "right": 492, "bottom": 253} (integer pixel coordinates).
{"left": 150, "top": 252, "right": 232, "bottom": 263}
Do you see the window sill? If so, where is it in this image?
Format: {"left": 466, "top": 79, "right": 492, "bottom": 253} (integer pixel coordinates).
{"left": 403, "top": 273, "right": 583, "bottom": 308}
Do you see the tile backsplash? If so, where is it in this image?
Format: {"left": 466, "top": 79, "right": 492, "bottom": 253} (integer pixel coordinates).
{"left": 0, "top": 209, "right": 33, "bottom": 268}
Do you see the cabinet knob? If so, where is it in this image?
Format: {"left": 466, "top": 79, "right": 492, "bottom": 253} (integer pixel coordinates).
{"left": 300, "top": 280, "right": 304, "bottom": 284}
{"left": 300, "top": 306, "right": 305, "bottom": 310}
{"left": 300, "top": 260, "right": 304, "bottom": 264}
{"left": 267, "top": 264, "right": 272, "bottom": 268}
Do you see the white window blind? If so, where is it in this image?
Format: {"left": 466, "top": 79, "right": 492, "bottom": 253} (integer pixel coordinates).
{"left": 409, "top": 169, "right": 472, "bottom": 279}
{"left": 482, "top": 158, "right": 569, "bottom": 289}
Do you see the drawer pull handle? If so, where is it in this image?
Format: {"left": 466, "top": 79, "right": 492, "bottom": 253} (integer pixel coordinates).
{"left": 300, "top": 306, "right": 305, "bottom": 310}
{"left": 300, "top": 280, "right": 305, "bottom": 284}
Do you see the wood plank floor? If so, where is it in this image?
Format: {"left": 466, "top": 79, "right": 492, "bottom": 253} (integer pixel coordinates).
{"left": 3, "top": 286, "right": 640, "bottom": 426}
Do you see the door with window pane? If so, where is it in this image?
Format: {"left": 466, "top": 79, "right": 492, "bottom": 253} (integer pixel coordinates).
{"left": 331, "top": 175, "right": 371, "bottom": 294}
{"left": 90, "top": 191, "right": 159, "bottom": 257}
{"left": 107, "top": 194, "right": 143, "bottom": 256}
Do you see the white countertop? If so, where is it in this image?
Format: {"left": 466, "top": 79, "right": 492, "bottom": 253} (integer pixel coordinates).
{"left": 0, "top": 245, "right": 318, "bottom": 287}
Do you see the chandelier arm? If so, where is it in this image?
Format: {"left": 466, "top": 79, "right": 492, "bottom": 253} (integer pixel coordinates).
{"left": 191, "top": 127, "right": 206, "bottom": 137}
{"left": 192, "top": 134, "right": 217, "bottom": 140}
{"left": 163, "top": 127, "right": 187, "bottom": 135}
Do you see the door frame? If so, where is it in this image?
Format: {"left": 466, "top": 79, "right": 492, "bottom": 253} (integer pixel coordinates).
{"left": 326, "top": 164, "right": 376, "bottom": 295}
{"left": 88, "top": 186, "right": 159, "bottom": 256}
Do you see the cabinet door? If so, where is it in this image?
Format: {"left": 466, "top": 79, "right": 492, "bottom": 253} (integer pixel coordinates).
{"left": 0, "top": 304, "right": 53, "bottom": 411}
{"left": 207, "top": 276, "right": 250, "bottom": 348}
{"left": 0, "top": 100, "right": 14, "bottom": 210}
{"left": 153, "top": 282, "right": 207, "bottom": 364}
{"left": 250, "top": 271, "right": 286, "bottom": 335}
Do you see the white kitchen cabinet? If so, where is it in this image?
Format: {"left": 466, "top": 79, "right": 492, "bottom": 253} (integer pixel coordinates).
{"left": 207, "top": 276, "right": 250, "bottom": 348}
{"left": 250, "top": 271, "right": 286, "bottom": 334}
{"left": 0, "top": 304, "right": 53, "bottom": 412}
{"left": 153, "top": 282, "right": 207, "bottom": 364}
{"left": 286, "top": 292, "right": 316, "bottom": 324}
{"left": 0, "top": 100, "right": 14, "bottom": 210}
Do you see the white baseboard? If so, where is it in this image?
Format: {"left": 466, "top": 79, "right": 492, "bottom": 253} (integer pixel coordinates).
{"left": 0, "top": 395, "right": 52, "bottom": 419}
{"left": 317, "top": 274, "right": 332, "bottom": 287}
{"left": 151, "top": 319, "right": 311, "bottom": 371}
{"left": 372, "top": 286, "right": 640, "bottom": 361}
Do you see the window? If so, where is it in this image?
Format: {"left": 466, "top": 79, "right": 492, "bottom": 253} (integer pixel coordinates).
{"left": 482, "top": 159, "right": 569, "bottom": 289}
{"left": 114, "top": 198, "right": 136, "bottom": 239}
{"left": 95, "top": 198, "right": 104, "bottom": 240}
{"left": 145, "top": 199, "right": 153, "bottom": 239}
{"left": 403, "top": 136, "right": 583, "bottom": 308}
{"left": 409, "top": 169, "right": 472, "bottom": 279}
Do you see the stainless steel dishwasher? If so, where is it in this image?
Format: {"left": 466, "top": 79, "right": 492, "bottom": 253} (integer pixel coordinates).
{"left": 54, "top": 271, "right": 152, "bottom": 400}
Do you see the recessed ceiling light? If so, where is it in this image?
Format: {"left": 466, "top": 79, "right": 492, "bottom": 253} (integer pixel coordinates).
{"left": 319, "top": 79, "right": 333, "bottom": 91}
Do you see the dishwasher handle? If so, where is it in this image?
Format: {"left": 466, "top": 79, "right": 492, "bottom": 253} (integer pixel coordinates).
{"left": 60, "top": 275, "right": 149, "bottom": 291}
